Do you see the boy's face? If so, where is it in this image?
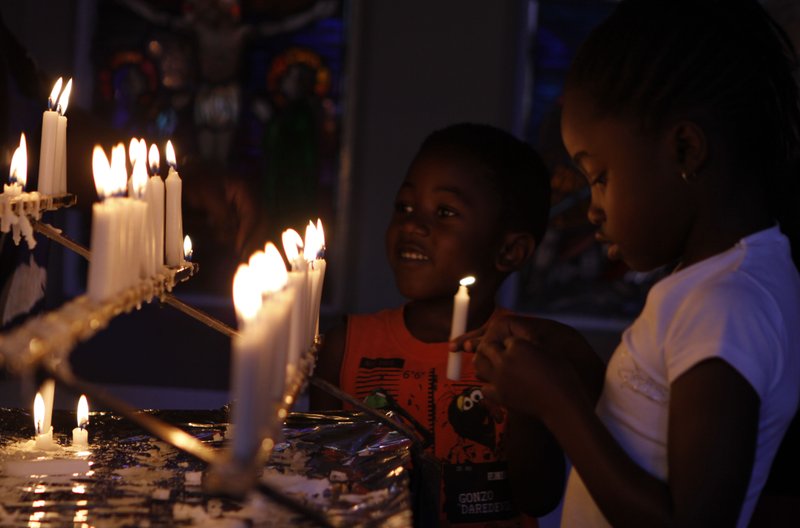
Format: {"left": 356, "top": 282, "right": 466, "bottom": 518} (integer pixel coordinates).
{"left": 386, "top": 152, "right": 504, "bottom": 300}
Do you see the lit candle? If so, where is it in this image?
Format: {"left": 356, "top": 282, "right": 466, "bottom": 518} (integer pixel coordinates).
{"left": 258, "top": 243, "right": 293, "bottom": 400}
{"left": 146, "top": 143, "right": 165, "bottom": 269}
{"left": 183, "top": 234, "right": 193, "bottom": 261}
{"left": 164, "top": 141, "right": 183, "bottom": 267}
{"left": 39, "top": 379, "right": 56, "bottom": 438}
{"left": 303, "top": 220, "right": 327, "bottom": 343}
{"left": 447, "top": 276, "right": 475, "bottom": 380}
{"left": 111, "top": 143, "right": 135, "bottom": 290}
{"left": 33, "top": 393, "right": 57, "bottom": 451}
{"left": 71, "top": 395, "right": 89, "bottom": 448}
{"left": 230, "top": 263, "right": 268, "bottom": 463}
{"left": 230, "top": 243, "right": 294, "bottom": 463}
{"left": 129, "top": 140, "right": 153, "bottom": 279}
{"left": 38, "top": 78, "right": 63, "bottom": 195}
{"left": 53, "top": 78, "right": 72, "bottom": 195}
{"left": 87, "top": 146, "right": 115, "bottom": 302}
{"left": 282, "top": 228, "right": 308, "bottom": 372}
{"left": 3, "top": 133, "right": 26, "bottom": 195}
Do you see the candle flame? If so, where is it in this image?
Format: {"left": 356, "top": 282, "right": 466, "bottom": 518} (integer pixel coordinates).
{"left": 232, "top": 263, "right": 261, "bottom": 323}
{"left": 9, "top": 133, "right": 27, "bottom": 188}
{"left": 110, "top": 143, "right": 128, "bottom": 196}
{"left": 34, "top": 393, "right": 44, "bottom": 434}
{"left": 183, "top": 235, "right": 193, "bottom": 260}
{"left": 460, "top": 276, "right": 476, "bottom": 287}
{"left": 303, "top": 221, "right": 320, "bottom": 262}
{"left": 148, "top": 144, "right": 160, "bottom": 175}
{"left": 281, "top": 229, "right": 303, "bottom": 262}
{"left": 165, "top": 140, "right": 177, "bottom": 169}
{"left": 77, "top": 395, "right": 89, "bottom": 428}
{"left": 131, "top": 158, "right": 148, "bottom": 198}
{"left": 57, "top": 78, "right": 72, "bottom": 115}
{"left": 316, "top": 218, "right": 325, "bottom": 249}
{"left": 48, "top": 78, "right": 63, "bottom": 109}
{"left": 92, "top": 145, "right": 110, "bottom": 200}
{"left": 129, "top": 138, "right": 140, "bottom": 165}
{"left": 263, "top": 242, "right": 289, "bottom": 292}
{"left": 248, "top": 250, "right": 269, "bottom": 293}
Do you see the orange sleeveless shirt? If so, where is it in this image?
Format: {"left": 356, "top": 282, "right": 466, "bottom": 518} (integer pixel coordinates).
{"left": 339, "top": 307, "right": 537, "bottom": 527}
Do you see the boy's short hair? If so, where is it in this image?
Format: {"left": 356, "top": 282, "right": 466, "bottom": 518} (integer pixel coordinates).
{"left": 416, "top": 123, "right": 551, "bottom": 245}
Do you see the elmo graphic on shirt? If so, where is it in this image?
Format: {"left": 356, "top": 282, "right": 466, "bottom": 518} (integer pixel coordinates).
{"left": 447, "top": 387, "right": 502, "bottom": 450}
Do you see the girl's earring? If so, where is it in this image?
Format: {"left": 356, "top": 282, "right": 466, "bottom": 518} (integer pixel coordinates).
{"left": 681, "top": 169, "right": 698, "bottom": 183}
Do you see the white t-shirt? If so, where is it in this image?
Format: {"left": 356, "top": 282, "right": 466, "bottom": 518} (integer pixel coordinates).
{"left": 561, "top": 226, "right": 800, "bottom": 527}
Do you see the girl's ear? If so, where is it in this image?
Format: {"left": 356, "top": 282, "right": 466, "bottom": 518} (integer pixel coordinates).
{"left": 496, "top": 232, "right": 537, "bottom": 273}
{"left": 672, "top": 120, "right": 708, "bottom": 178}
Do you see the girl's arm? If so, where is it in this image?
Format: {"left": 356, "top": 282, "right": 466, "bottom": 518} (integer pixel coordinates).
{"left": 475, "top": 318, "right": 758, "bottom": 527}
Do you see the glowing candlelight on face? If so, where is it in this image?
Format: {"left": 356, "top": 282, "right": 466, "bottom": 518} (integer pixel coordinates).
{"left": 183, "top": 235, "right": 193, "bottom": 261}
{"left": 447, "top": 276, "right": 476, "bottom": 380}
{"left": 48, "top": 78, "right": 63, "bottom": 111}
{"left": 56, "top": 78, "right": 72, "bottom": 115}
{"left": 9, "top": 133, "right": 27, "bottom": 188}
{"left": 72, "top": 395, "right": 89, "bottom": 448}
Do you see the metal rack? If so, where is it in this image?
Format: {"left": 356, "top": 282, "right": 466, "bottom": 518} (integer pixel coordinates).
{"left": 0, "top": 193, "right": 336, "bottom": 527}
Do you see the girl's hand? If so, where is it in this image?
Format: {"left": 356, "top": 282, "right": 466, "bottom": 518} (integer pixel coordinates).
{"left": 463, "top": 316, "right": 606, "bottom": 419}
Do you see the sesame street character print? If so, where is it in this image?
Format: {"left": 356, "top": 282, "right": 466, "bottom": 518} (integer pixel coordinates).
{"left": 439, "top": 385, "right": 505, "bottom": 463}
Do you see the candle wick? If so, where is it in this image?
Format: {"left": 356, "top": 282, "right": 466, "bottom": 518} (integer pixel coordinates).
{"left": 36, "top": 420, "right": 41, "bottom": 435}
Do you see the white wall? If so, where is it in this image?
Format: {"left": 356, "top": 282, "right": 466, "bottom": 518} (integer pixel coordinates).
{"left": 340, "top": 0, "right": 529, "bottom": 315}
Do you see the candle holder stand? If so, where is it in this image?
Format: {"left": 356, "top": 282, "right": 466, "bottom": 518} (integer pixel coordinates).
{"left": 0, "top": 197, "right": 335, "bottom": 526}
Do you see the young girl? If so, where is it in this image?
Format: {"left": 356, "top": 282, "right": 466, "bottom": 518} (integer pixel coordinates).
{"left": 455, "top": 1, "right": 800, "bottom": 526}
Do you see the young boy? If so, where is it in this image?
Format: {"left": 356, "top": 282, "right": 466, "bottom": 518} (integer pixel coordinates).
{"left": 311, "top": 123, "right": 564, "bottom": 526}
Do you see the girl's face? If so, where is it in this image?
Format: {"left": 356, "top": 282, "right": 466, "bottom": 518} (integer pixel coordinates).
{"left": 385, "top": 153, "right": 503, "bottom": 301}
{"left": 561, "top": 90, "right": 694, "bottom": 271}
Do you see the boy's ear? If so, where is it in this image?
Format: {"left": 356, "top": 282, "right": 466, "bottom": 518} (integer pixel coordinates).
{"left": 496, "top": 232, "right": 536, "bottom": 273}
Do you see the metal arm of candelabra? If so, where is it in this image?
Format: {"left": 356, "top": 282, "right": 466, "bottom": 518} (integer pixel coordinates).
{"left": 0, "top": 205, "right": 335, "bottom": 526}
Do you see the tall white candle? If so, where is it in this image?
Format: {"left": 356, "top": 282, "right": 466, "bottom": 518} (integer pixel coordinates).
{"left": 164, "top": 141, "right": 183, "bottom": 267}
{"left": 447, "top": 276, "right": 475, "bottom": 380}
{"left": 147, "top": 143, "right": 165, "bottom": 269}
{"left": 230, "top": 264, "right": 268, "bottom": 463}
{"left": 38, "top": 78, "right": 62, "bottom": 195}
{"left": 71, "top": 395, "right": 89, "bottom": 448}
{"left": 39, "top": 379, "right": 56, "bottom": 435}
{"left": 282, "top": 229, "right": 308, "bottom": 372}
{"left": 87, "top": 146, "right": 115, "bottom": 302}
{"left": 131, "top": 153, "right": 153, "bottom": 278}
{"left": 53, "top": 78, "right": 72, "bottom": 195}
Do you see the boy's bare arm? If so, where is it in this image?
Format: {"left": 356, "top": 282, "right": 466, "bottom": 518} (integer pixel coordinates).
{"left": 309, "top": 319, "right": 347, "bottom": 410}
